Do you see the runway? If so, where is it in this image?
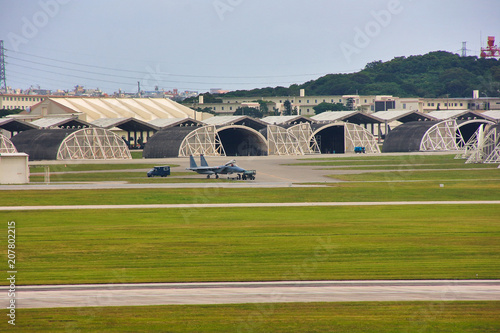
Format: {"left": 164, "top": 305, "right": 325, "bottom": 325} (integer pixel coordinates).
{"left": 1, "top": 200, "right": 500, "bottom": 211}
{"left": 4, "top": 280, "right": 499, "bottom": 309}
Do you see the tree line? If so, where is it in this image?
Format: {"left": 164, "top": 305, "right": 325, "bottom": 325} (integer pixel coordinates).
{"left": 221, "top": 51, "right": 500, "bottom": 99}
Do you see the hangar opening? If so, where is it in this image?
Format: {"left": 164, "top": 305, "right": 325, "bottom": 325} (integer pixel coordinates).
{"left": 216, "top": 126, "right": 267, "bottom": 156}
{"left": 457, "top": 120, "right": 495, "bottom": 146}
{"left": 313, "top": 125, "right": 345, "bottom": 154}
{"left": 311, "top": 123, "right": 380, "bottom": 154}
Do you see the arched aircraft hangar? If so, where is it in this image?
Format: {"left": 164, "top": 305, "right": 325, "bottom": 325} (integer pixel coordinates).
{"left": 143, "top": 124, "right": 268, "bottom": 158}
{"left": 11, "top": 128, "right": 131, "bottom": 161}
{"left": 382, "top": 119, "right": 495, "bottom": 153}
{"left": 311, "top": 122, "right": 380, "bottom": 154}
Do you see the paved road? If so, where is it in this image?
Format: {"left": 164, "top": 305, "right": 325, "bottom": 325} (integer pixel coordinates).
{"left": 3, "top": 280, "right": 499, "bottom": 309}
{"left": 1, "top": 201, "right": 500, "bottom": 211}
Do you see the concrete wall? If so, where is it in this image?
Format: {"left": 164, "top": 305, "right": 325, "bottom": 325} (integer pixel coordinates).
{"left": 0, "top": 153, "right": 29, "bottom": 184}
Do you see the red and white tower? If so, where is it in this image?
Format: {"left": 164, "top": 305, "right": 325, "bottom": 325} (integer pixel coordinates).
{"left": 480, "top": 36, "right": 500, "bottom": 59}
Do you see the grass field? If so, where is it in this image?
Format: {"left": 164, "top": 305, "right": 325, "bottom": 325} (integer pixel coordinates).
{"left": 7, "top": 302, "right": 499, "bottom": 332}
{"left": 2, "top": 178, "right": 500, "bottom": 206}
{"left": 3, "top": 153, "right": 499, "bottom": 331}
{"left": 2, "top": 205, "right": 498, "bottom": 285}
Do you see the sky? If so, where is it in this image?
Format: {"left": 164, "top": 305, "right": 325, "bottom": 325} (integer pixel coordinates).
{"left": 0, "top": 0, "right": 499, "bottom": 94}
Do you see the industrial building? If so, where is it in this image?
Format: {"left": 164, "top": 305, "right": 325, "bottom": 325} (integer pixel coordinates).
{"left": 22, "top": 97, "right": 211, "bottom": 123}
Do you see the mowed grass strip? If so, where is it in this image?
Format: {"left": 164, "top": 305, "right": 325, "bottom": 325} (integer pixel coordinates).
{"left": 330, "top": 168, "right": 500, "bottom": 182}
{"left": 13, "top": 302, "right": 500, "bottom": 332}
{"left": 29, "top": 171, "right": 221, "bottom": 183}
{"left": 3, "top": 205, "right": 499, "bottom": 285}
{"left": 295, "top": 154, "right": 474, "bottom": 165}
{"left": 2, "top": 180, "right": 500, "bottom": 206}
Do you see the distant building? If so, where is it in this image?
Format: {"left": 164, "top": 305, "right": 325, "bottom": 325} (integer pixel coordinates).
{"left": 187, "top": 89, "right": 500, "bottom": 116}
{"left": 0, "top": 94, "right": 46, "bottom": 111}
{"left": 210, "top": 88, "right": 230, "bottom": 95}
{"left": 19, "top": 97, "right": 211, "bottom": 123}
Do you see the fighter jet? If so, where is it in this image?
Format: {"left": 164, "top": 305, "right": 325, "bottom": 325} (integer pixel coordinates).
{"left": 186, "top": 155, "right": 255, "bottom": 179}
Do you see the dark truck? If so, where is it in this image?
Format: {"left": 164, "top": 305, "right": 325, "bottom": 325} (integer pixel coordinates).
{"left": 147, "top": 166, "right": 171, "bottom": 177}
{"left": 241, "top": 170, "right": 256, "bottom": 180}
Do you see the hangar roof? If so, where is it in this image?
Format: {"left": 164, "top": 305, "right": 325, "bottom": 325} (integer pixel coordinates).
{"left": 312, "top": 111, "right": 382, "bottom": 124}
{"left": 143, "top": 127, "right": 197, "bottom": 158}
{"left": 91, "top": 117, "right": 159, "bottom": 132}
{"left": 311, "top": 111, "right": 357, "bottom": 122}
{"left": 261, "top": 115, "right": 314, "bottom": 125}
{"left": 373, "top": 110, "right": 436, "bottom": 123}
{"left": 28, "top": 98, "right": 206, "bottom": 122}
{"left": 202, "top": 116, "right": 267, "bottom": 131}
{"left": 149, "top": 117, "right": 204, "bottom": 129}
{"left": 11, "top": 129, "right": 78, "bottom": 160}
{"left": 382, "top": 121, "right": 439, "bottom": 153}
{"left": 0, "top": 118, "right": 38, "bottom": 133}
{"left": 426, "top": 110, "right": 490, "bottom": 121}
{"left": 480, "top": 111, "right": 500, "bottom": 122}
{"left": 30, "top": 117, "right": 92, "bottom": 129}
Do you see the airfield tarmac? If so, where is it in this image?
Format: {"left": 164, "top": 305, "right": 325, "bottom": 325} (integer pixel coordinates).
{"left": 6, "top": 152, "right": 492, "bottom": 191}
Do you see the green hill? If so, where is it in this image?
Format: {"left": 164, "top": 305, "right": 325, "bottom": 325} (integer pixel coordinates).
{"left": 222, "top": 51, "right": 500, "bottom": 99}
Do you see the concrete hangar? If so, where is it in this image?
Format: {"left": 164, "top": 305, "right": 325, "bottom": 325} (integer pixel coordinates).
{"left": 5, "top": 97, "right": 498, "bottom": 161}
{"left": 143, "top": 113, "right": 382, "bottom": 158}
{"left": 5, "top": 97, "right": 382, "bottom": 159}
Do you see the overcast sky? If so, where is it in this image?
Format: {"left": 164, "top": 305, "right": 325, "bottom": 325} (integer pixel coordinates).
{"left": 1, "top": 0, "right": 499, "bottom": 94}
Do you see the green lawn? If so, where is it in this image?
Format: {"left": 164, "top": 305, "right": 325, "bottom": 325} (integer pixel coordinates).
{"left": 2, "top": 205, "right": 499, "bottom": 285}
{"left": 29, "top": 171, "right": 222, "bottom": 183}
{"left": 330, "top": 169, "right": 500, "bottom": 182}
{"left": 295, "top": 154, "right": 474, "bottom": 165}
{"left": 2, "top": 179, "right": 500, "bottom": 207}
{"left": 9, "top": 302, "right": 500, "bottom": 332}
{"left": 29, "top": 163, "right": 176, "bottom": 173}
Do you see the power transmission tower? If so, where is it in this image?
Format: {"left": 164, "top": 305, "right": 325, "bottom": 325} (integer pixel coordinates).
{"left": 0, "top": 40, "right": 6, "bottom": 92}
{"left": 460, "top": 41, "right": 472, "bottom": 57}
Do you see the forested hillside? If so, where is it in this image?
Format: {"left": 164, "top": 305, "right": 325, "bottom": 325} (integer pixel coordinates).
{"left": 222, "top": 51, "right": 500, "bottom": 98}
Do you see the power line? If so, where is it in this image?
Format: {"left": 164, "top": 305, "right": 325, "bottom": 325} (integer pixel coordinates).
{"left": 4, "top": 57, "right": 316, "bottom": 85}
{"left": 0, "top": 41, "right": 6, "bottom": 91}
{"left": 6, "top": 49, "right": 335, "bottom": 80}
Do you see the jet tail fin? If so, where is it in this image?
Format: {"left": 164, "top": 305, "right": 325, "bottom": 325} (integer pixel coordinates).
{"left": 189, "top": 155, "right": 198, "bottom": 169}
{"left": 200, "top": 154, "right": 209, "bottom": 167}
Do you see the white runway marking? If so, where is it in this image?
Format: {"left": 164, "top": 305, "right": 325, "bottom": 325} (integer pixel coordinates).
{"left": 1, "top": 200, "right": 499, "bottom": 211}
{"left": 2, "top": 280, "right": 499, "bottom": 309}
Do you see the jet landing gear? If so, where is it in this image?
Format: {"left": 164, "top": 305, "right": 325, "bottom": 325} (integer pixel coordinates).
{"left": 207, "top": 174, "right": 219, "bottom": 179}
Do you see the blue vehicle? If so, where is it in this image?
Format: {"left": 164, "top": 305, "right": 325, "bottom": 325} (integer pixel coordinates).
{"left": 354, "top": 146, "right": 366, "bottom": 154}
{"left": 147, "top": 166, "right": 171, "bottom": 177}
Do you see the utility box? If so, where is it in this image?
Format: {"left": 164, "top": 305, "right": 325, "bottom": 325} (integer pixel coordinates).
{"left": 0, "top": 153, "right": 29, "bottom": 184}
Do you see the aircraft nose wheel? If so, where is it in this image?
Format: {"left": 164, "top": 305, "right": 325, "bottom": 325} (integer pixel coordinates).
{"left": 215, "top": 174, "right": 219, "bottom": 179}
